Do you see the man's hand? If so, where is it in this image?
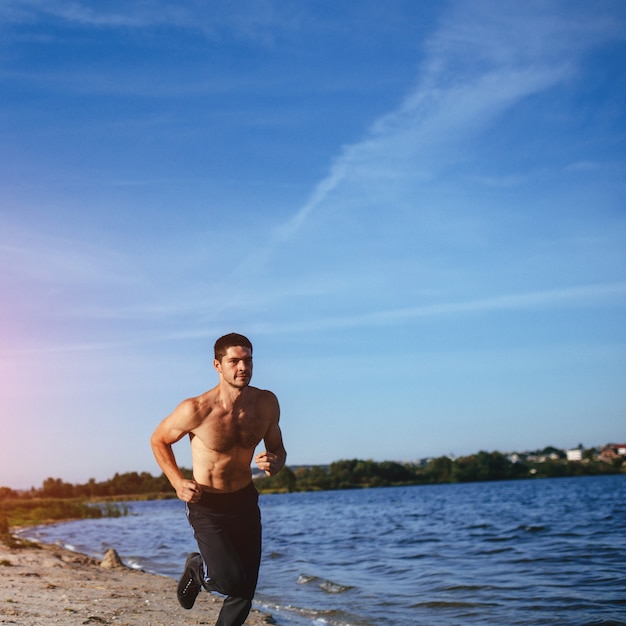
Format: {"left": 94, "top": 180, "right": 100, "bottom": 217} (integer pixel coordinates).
{"left": 255, "top": 451, "right": 282, "bottom": 477}
{"left": 175, "top": 478, "right": 202, "bottom": 503}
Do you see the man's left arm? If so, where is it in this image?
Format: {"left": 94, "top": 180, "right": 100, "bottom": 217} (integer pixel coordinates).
{"left": 254, "top": 391, "right": 287, "bottom": 476}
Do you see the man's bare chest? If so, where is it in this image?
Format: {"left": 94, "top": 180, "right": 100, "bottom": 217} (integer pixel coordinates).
{"left": 194, "top": 407, "right": 268, "bottom": 452}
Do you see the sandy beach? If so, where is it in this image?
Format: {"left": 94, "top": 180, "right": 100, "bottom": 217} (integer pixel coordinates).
{"left": 0, "top": 538, "right": 275, "bottom": 625}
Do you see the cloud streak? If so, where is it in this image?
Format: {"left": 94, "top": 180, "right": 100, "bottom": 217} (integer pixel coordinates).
{"left": 0, "top": 0, "right": 301, "bottom": 42}
{"left": 265, "top": 3, "right": 609, "bottom": 254}
{"left": 247, "top": 282, "right": 626, "bottom": 336}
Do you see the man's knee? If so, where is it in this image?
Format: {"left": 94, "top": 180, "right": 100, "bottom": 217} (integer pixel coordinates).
{"left": 208, "top": 562, "right": 250, "bottom": 597}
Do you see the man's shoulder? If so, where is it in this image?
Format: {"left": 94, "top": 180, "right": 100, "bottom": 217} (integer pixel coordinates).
{"left": 179, "top": 387, "right": 219, "bottom": 416}
{"left": 248, "top": 386, "right": 277, "bottom": 401}
{"left": 249, "top": 387, "right": 279, "bottom": 417}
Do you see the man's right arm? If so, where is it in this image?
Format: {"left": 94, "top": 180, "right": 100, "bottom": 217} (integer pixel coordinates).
{"left": 150, "top": 399, "right": 202, "bottom": 503}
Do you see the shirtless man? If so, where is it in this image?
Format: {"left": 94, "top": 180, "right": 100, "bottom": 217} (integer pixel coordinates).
{"left": 150, "top": 333, "right": 286, "bottom": 626}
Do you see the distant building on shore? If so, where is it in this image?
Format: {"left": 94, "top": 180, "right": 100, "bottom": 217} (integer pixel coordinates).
{"left": 566, "top": 448, "right": 583, "bottom": 462}
{"left": 599, "top": 443, "right": 626, "bottom": 463}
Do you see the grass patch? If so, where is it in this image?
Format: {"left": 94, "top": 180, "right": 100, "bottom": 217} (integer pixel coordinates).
{"left": 0, "top": 498, "right": 129, "bottom": 545}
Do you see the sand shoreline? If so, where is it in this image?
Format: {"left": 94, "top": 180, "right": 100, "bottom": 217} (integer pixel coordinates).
{"left": 0, "top": 537, "right": 275, "bottom": 625}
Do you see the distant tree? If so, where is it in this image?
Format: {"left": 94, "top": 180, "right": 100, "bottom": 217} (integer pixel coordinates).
{"left": 294, "top": 465, "right": 333, "bottom": 491}
{"left": 329, "top": 459, "right": 360, "bottom": 489}
{"left": 583, "top": 448, "right": 596, "bottom": 461}
{"left": 377, "top": 461, "right": 416, "bottom": 485}
{"left": 255, "top": 466, "right": 297, "bottom": 493}
{"left": 0, "top": 487, "right": 18, "bottom": 500}
{"left": 41, "top": 477, "right": 75, "bottom": 498}
{"left": 477, "top": 451, "right": 511, "bottom": 481}
{"left": 452, "top": 455, "right": 479, "bottom": 482}
{"left": 426, "top": 456, "right": 453, "bottom": 483}
{"left": 535, "top": 460, "right": 569, "bottom": 478}
{"left": 539, "top": 446, "right": 566, "bottom": 460}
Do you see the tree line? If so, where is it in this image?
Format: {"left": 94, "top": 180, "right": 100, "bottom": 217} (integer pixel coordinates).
{"left": 0, "top": 470, "right": 185, "bottom": 500}
{"left": 254, "top": 451, "right": 624, "bottom": 493}
{"left": 0, "top": 451, "right": 622, "bottom": 501}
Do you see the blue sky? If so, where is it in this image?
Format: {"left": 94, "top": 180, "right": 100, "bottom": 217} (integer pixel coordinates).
{"left": 1, "top": 1, "right": 625, "bottom": 489}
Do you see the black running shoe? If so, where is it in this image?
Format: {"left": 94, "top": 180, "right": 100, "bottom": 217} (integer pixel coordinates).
{"left": 177, "top": 552, "right": 203, "bottom": 609}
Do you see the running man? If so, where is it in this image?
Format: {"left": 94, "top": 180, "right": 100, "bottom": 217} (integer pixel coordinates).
{"left": 151, "top": 333, "right": 287, "bottom": 626}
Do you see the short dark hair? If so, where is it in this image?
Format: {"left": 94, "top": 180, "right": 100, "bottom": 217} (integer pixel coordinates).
{"left": 214, "top": 333, "right": 253, "bottom": 361}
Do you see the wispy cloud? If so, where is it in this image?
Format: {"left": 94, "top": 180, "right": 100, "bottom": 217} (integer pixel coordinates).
{"left": 0, "top": 0, "right": 166, "bottom": 28}
{"left": 266, "top": 3, "right": 611, "bottom": 253}
{"left": 221, "top": 3, "right": 626, "bottom": 350}
{"left": 0, "top": 228, "right": 141, "bottom": 288}
{"left": 0, "top": 0, "right": 302, "bottom": 42}
{"left": 3, "top": 2, "right": 624, "bottom": 355}
{"left": 249, "top": 282, "right": 626, "bottom": 336}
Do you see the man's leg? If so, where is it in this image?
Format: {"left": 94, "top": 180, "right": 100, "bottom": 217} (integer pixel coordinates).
{"left": 216, "top": 595, "right": 253, "bottom": 626}
{"left": 186, "top": 488, "right": 262, "bottom": 626}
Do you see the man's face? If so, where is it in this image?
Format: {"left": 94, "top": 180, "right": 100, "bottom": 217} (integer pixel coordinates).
{"left": 215, "top": 345, "right": 253, "bottom": 388}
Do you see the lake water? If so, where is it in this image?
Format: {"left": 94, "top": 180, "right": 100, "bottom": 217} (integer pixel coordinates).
{"left": 18, "top": 474, "right": 626, "bottom": 625}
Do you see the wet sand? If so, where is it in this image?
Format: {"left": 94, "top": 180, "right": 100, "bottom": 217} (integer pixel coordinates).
{"left": 0, "top": 538, "right": 275, "bottom": 625}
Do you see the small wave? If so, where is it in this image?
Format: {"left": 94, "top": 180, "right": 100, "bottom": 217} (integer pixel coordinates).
{"left": 296, "top": 575, "right": 353, "bottom": 593}
{"left": 439, "top": 584, "right": 491, "bottom": 592}
{"left": 519, "top": 524, "right": 547, "bottom": 532}
{"left": 397, "top": 552, "right": 428, "bottom": 560}
{"left": 319, "top": 579, "right": 354, "bottom": 594}
{"left": 412, "top": 600, "right": 499, "bottom": 609}
{"left": 477, "top": 546, "right": 514, "bottom": 555}
{"left": 484, "top": 534, "right": 518, "bottom": 542}
{"left": 551, "top": 531, "right": 583, "bottom": 538}
{"left": 397, "top": 536, "right": 442, "bottom": 545}
{"left": 255, "top": 597, "right": 373, "bottom": 626}
{"left": 297, "top": 574, "right": 319, "bottom": 585}
{"left": 124, "top": 558, "right": 144, "bottom": 571}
